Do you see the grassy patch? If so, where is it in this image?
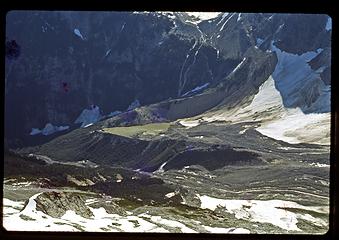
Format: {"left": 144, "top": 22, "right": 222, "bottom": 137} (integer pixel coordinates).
{"left": 103, "top": 123, "right": 170, "bottom": 138}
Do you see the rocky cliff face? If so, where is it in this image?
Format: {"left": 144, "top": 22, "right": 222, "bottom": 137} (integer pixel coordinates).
{"left": 5, "top": 12, "right": 331, "bottom": 148}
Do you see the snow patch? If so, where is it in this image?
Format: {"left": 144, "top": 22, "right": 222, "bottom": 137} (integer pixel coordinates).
{"left": 309, "top": 163, "right": 330, "bottom": 168}
{"left": 3, "top": 198, "right": 25, "bottom": 208}
{"left": 197, "top": 195, "right": 328, "bottom": 231}
{"left": 237, "top": 13, "right": 242, "bottom": 22}
{"left": 194, "top": 136, "right": 204, "bottom": 139}
{"left": 186, "top": 12, "right": 221, "bottom": 22}
{"left": 231, "top": 57, "right": 246, "bottom": 74}
{"left": 3, "top": 194, "right": 171, "bottom": 232}
{"left": 219, "top": 13, "right": 234, "bottom": 31}
{"left": 165, "top": 192, "right": 176, "bottom": 198}
{"left": 256, "top": 109, "right": 330, "bottom": 145}
{"left": 217, "top": 13, "right": 229, "bottom": 26}
{"left": 30, "top": 124, "right": 69, "bottom": 136}
{"left": 182, "top": 82, "right": 210, "bottom": 96}
{"left": 74, "top": 28, "right": 85, "bottom": 40}
{"left": 30, "top": 128, "right": 42, "bottom": 135}
{"left": 120, "top": 23, "right": 126, "bottom": 32}
{"left": 325, "top": 17, "right": 332, "bottom": 31}
{"left": 75, "top": 105, "right": 101, "bottom": 128}
{"left": 179, "top": 119, "right": 201, "bottom": 128}
{"left": 155, "top": 161, "right": 168, "bottom": 173}
{"left": 105, "top": 49, "right": 111, "bottom": 57}
{"left": 127, "top": 99, "right": 140, "bottom": 111}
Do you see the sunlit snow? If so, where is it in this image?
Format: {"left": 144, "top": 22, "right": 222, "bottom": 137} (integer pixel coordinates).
{"left": 186, "top": 12, "right": 221, "bottom": 22}
{"left": 197, "top": 195, "right": 328, "bottom": 231}
{"left": 3, "top": 193, "right": 198, "bottom": 233}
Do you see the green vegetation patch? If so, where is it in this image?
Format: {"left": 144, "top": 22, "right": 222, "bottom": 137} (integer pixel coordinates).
{"left": 103, "top": 123, "right": 171, "bottom": 138}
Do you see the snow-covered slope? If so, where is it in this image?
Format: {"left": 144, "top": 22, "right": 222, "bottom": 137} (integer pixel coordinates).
{"left": 195, "top": 75, "right": 330, "bottom": 145}
{"left": 271, "top": 43, "right": 330, "bottom": 113}
{"left": 186, "top": 38, "right": 331, "bottom": 145}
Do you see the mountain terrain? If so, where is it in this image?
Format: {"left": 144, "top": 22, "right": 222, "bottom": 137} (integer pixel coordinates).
{"left": 3, "top": 11, "right": 331, "bottom": 234}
